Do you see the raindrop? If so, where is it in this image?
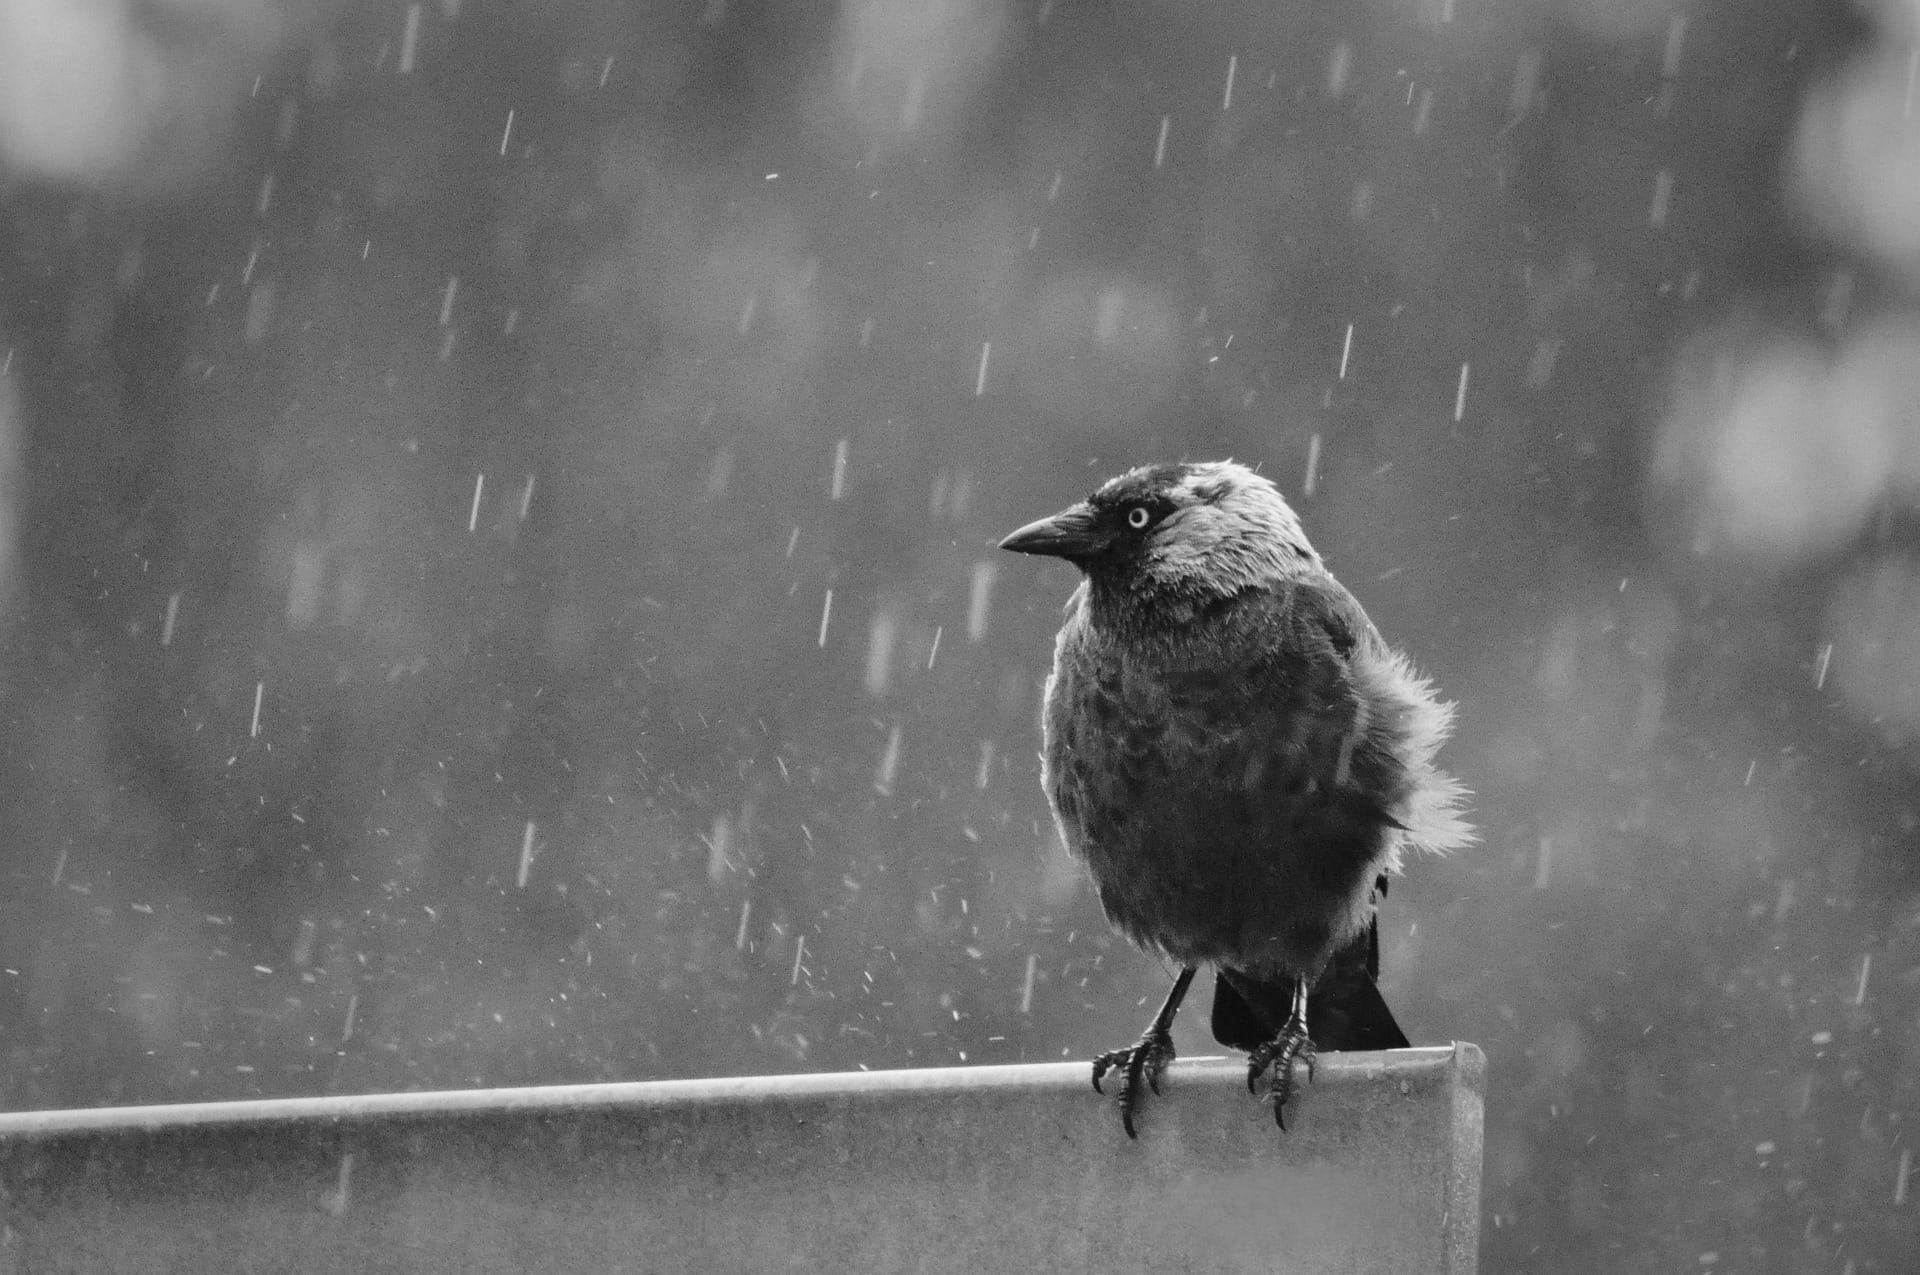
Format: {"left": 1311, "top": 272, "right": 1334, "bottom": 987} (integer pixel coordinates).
{"left": 291, "top": 918, "right": 317, "bottom": 967}
{"left": 399, "top": 4, "right": 422, "bottom": 74}
{"left": 1153, "top": 116, "right": 1170, "bottom": 168}
{"left": 874, "top": 722, "right": 903, "bottom": 795}
{"left": 1660, "top": 15, "right": 1687, "bottom": 78}
{"left": 1326, "top": 43, "right": 1352, "bottom": 99}
{"left": 1221, "top": 55, "right": 1237, "bottom": 111}
{"left": 468, "top": 473, "right": 485, "bottom": 532}
{"left": 516, "top": 820, "right": 539, "bottom": 888}
{"left": 1509, "top": 50, "right": 1541, "bottom": 117}
{"left": 865, "top": 608, "right": 897, "bottom": 697}
{"left": 1525, "top": 339, "right": 1560, "bottom": 388}
{"left": 966, "top": 562, "right": 996, "bottom": 642}
{"left": 817, "top": 589, "right": 834, "bottom": 647}
{"left": 704, "top": 815, "right": 733, "bottom": 883}
{"left": 830, "top": 438, "right": 848, "bottom": 499}
{"left": 498, "top": 109, "right": 515, "bottom": 156}
{"left": 320, "top": 1152, "right": 354, "bottom": 1217}
{"left": 1452, "top": 362, "right": 1471, "bottom": 423}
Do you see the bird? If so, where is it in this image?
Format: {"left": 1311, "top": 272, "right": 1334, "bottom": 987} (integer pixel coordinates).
{"left": 999, "top": 460, "right": 1471, "bottom": 1137}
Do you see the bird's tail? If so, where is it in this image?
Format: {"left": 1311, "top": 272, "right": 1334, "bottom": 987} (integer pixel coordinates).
{"left": 1212, "top": 947, "right": 1410, "bottom": 1053}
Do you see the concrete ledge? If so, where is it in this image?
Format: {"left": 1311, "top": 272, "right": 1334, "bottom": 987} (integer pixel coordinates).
{"left": 0, "top": 1043, "right": 1483, "bottom": 1273}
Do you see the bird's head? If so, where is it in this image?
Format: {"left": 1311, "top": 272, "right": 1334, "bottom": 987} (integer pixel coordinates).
{"left": 999, "top": 460, "right": 1320, "bottom": 602}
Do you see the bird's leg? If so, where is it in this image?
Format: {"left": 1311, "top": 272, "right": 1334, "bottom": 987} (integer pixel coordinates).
{"left": 1091, "top": 965, "right": 1197, "bottom": 1139}
{"left": 1245, "top": 976, "right": 1316, "bottom": 1129}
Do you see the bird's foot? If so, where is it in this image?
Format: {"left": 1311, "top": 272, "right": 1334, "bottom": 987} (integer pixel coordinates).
{"left": 1091, "top": 1026, "right": 1177, "bottom": 1139}
{"left": 1246, "top": 1017, "right": 1316, "bottom": 1129}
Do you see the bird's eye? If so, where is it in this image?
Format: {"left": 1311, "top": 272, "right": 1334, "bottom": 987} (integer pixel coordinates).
{"left": 1126, "top": 506, "right": 1152, "bottom": 530}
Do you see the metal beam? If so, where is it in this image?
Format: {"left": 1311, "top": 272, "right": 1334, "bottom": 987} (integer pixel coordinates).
{"left": 0, "top": 1042, "right": 1483, "bottom": 1273}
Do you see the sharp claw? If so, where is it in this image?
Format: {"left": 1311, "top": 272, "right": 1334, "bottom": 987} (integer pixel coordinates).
{"left": 1091, "top": 1049, "right": 1127, "bottom": 1094}
{"left": 1245, "top": 1039, "right": 1277, "bottom": 1094}
{"left": 1092, "top": 1029, "right": 1175, "bottom": 1137}
{"left": 1248, "top": 1019, "right": 1315, "bottom": 1132}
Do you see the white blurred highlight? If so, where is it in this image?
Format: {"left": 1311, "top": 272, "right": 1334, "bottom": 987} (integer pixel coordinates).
{"left": 832, "top": 0, "right": 1008, "bottom": 153}
{"left": 1650, "top": 327, "right": 1892, "bottom": 565}
{"left": 1790, "top": 48, "right": 1920, "bottom": 282}
{"left": 0, "top": 0, "right": 289, "bottom": 189}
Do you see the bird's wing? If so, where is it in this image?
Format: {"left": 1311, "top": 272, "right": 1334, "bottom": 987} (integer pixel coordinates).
{"left": 1257, "top": 574, "right": 1474, "bottom": 857}
{"left": 1226, "top": 573, "right": 1414, "bottom": 834}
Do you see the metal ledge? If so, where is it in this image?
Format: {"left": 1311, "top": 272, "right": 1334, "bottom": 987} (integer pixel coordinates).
{"left": 0, "top": 1043, "right": 1483, "bottom": 1273}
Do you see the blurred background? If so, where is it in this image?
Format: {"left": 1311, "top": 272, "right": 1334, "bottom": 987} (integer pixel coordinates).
{"left": 1, "top": 0, "right": 1916, "bottom": 1269}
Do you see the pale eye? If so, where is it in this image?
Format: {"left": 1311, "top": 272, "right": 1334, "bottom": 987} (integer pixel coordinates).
{"left": 1126, "top": 506, "right": 1151, "bottom": 530}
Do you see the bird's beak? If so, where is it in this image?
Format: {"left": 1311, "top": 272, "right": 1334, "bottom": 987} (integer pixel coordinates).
{"left": 998, "top": 503, "right": 1109, "bottom": 560}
